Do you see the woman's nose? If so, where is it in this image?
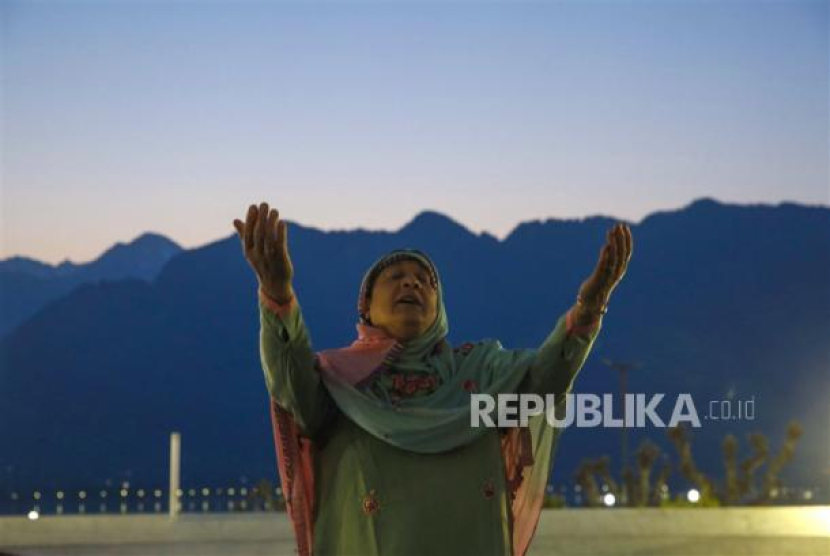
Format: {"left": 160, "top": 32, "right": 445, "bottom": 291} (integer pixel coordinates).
{"left": 402, "top": 276, "right": 422, "bottom": 289}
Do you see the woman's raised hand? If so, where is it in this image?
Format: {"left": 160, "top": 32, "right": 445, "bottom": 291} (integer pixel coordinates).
{"left": 233, "top": 202, "right": 294, "bottom": 303}
{"left": 578, "top": 223, "right": 633, "bottom": 312}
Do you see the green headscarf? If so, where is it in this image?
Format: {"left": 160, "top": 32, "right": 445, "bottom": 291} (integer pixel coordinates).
{"left": 317, "top": 248, "right": 545, "bottom": 452}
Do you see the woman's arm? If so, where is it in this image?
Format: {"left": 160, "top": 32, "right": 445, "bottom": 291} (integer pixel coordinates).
{"left": 259, "top": 289, "right": 331, "bottom": 437}
{"left": 517, "top": 305, "right": 602, "bottom": 399}
{"left": 233, "top": 202, "right": 331, "bottom": 437}
{"left": 519, "top": 223, "right": 633, "bottom": 398}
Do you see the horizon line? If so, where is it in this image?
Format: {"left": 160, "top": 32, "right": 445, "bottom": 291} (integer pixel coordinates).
{"left": 3, "top": 196, "right": 828, "bottom": 266}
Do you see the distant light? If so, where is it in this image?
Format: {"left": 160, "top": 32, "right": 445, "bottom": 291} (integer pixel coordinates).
{"left": 687, "top": 489, "right": 700, "bottom": 503}
{"left": 215, "top": 488, "right": 223, "bottom": 495}
{"left": 188, "top": 489, "right": 196, "bottom": 497}
{"left": 33, "top": 491, "right": 41, "bottom": 500}
{"left": 100, "top": 490, "right": 107, "bottom": 498}
{"left": 56, "top": 491, "right": 64, "bottom": 500}
{"left": 137, "top": 489, "right": 145, "bottom": 498}
{"left": 804, "top": 490, "right": 814, "bottom": 501}
{"left": 10, "top": 492, "right": 18, "bottom": 500}
{"left": 120, "top": 489, "right": 128, "bottom": 497}
{"left": 154, "top": 489, "right": 162, "bottom": 498}
{"left": 227, "top": 488, "right": 235, "bottom": 496}
{"left": 122, "top": 482, "right": 130, "bottom": 489}
{"left": 201, "top": 488, "right": 210, "bottom": 497}
{"left": 27, "top": 510, "right": 39, "bottom": 520}
{"left": 240, "top": 488, "right": 248, "bottom": 496}
{"left": 79, "top": 491, "right": 87, "bottom": 500}
{"left": 603, "top": 493, "right": 616, "bottom": 507}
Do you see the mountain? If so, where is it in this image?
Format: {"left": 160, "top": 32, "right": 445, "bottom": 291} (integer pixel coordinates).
{"left": 0, "top": 199, "right": 828, "bottom": 499}
{"left": 0, "top": 233, "right": 182, "bottom": 335}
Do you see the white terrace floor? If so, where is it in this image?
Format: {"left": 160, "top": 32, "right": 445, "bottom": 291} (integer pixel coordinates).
{"left": 1, "top": 507, "right": 828, "bottom": 556}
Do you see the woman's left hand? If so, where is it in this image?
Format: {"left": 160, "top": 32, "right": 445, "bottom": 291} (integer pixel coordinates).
{"left": 577, "top": 223, "right": 633, "bottom": 311}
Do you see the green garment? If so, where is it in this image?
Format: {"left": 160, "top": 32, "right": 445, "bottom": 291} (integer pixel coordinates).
{"left": 260, "top": 300, "right": 601, "bottom": 556}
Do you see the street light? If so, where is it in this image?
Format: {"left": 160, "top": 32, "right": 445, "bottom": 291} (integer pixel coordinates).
{"left": 600, "top": 358, "right": 642, "bottom": 476}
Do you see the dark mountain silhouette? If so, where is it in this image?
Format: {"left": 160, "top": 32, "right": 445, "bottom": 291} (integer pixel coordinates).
{"left": 0, "top": 199, "right": 828, "bottom": 498}
{"left": 0, "top": 233, "right": 182, "bottom": 335}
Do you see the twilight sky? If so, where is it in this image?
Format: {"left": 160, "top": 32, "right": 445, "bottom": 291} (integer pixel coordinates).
{"left": 1, "top": 0, "right": 827, "bottom": 264}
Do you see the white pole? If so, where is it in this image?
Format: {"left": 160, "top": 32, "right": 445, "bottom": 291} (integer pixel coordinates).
{"left": 169, "top": 432, "right": 181, "bottom": 518}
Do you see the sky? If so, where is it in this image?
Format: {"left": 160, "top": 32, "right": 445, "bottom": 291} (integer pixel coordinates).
{"left": 1, "top": 0, "right": 827, "bottom": 264}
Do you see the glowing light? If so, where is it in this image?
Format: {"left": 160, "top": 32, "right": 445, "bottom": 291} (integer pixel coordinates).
{"left": 603, "top": 493, "right": 616, "bottom": 507}
{"left": 687, "top": 489, "right": 700, "bottom": 503}
{"left": 56, "top": 491, "right": 64, "bottom": 500}
{"left": 27, "top": 510, "right": 39, "bottom": 520}
{"left": 79, "top": 491, "right": 87, "bottom": 500}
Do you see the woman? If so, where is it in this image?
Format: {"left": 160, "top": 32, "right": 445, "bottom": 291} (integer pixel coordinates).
{"left": 234, "top": 203, "right": 632, "bottom": 556}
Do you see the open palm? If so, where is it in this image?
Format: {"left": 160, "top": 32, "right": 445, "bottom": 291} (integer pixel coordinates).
{"left": 233, "top": 202, "right": 294, "bottom": 303}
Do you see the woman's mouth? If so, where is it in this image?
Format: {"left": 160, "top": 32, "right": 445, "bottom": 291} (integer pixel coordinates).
{"left": 396, "top": 295, "right": 423, "bottom": 307}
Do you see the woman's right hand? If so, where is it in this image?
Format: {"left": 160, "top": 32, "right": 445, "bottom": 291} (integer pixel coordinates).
{"left": 233, "top": 202, "right": 294, "bottom": 303}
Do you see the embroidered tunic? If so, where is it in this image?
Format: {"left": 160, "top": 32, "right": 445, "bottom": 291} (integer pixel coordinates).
{"left": 260, "top": 299, "right": 600, "bottom": 556}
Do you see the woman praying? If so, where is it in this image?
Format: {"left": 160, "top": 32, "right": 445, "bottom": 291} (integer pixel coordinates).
{"left": 234, "top": 202, "right": 633, "bottom": 556}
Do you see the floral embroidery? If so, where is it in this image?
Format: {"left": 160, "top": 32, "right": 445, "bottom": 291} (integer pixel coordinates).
{"left": 462, "top": 379, "right": 479, "bottom": 393}
{"left": 482, "top": 479, "right": 496, "bottom": 500}
{"left": 389, "top": 374, "right": 438, "bottom": 398}
{"left": 362, "top": 489, "right": 380, "bottom": 515}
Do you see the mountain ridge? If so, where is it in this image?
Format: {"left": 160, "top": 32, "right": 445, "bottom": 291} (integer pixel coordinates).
{"left": 1, "top": 198, "right": 827, "bottom": 495}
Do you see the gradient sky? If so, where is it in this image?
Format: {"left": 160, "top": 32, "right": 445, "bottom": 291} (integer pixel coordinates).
{"left": 2, "top": 0, "right": 827, "bottom": 264}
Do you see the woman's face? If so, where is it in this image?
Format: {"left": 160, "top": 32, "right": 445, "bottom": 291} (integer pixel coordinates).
{"left": 366, "top": 259, "right": 439, "bottom": 342}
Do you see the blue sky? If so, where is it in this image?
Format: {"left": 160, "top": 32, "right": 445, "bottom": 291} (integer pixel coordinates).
{"left": 2, "top": 0, "right": 827, "bottom": 263}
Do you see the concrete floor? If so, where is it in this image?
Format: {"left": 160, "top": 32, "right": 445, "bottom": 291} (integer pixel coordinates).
{"left": 3, "top": 508, "right": 828, "bottom": 556}
{"left": 6, "top": 536, "right": 830, "bottom": 556}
